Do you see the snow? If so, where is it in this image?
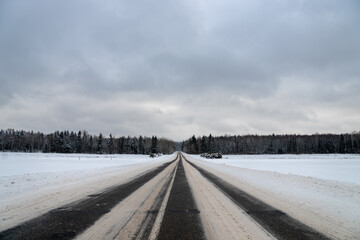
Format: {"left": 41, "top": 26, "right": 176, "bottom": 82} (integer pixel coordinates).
{"left": 0, "top": 152, "right": 173, "bottom": 200}
{"left": 0, "top": 152, "right": 175, "bottom": 231}
{"left": 191, "top": 154, "right": 360, "bottom": 184}
{"left": 186, "top": 153, "right": 360, "bottom": 240}
{"left": 0, "top": 152, "right": 170, "bottom": 176}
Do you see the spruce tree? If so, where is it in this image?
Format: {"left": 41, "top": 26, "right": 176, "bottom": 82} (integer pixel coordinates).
{"left": 151, "top": 136, "right": 158, "bottom": 153}
{"left": 97, "top": 133, "right": 103, "bottom": 154}
{"left": 108, "top": 134, "right": 114, "bottom": 154}
{"left": 339, "top": 134, "right": 345, "bottom": 153}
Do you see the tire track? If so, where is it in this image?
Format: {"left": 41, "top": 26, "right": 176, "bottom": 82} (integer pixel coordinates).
{"left": 148, "top": 161, "right": 178, "bottom": 240}
{"left": 157, "top": 156, "right": 206, "bottom": 240}
{"left": 0, "top": 157, "right": 177, "bottom": 240}
{"left": 128, "top": 162, "right": 177, "bottom": 240}
{"left": 183, "top": 158, "right": 275, "bottom": 240}
{"left": 184, "top": 154, "right": 331, "bottom": 240}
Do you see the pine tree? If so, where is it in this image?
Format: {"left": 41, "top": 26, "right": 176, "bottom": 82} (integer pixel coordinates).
{"left": 97, "top": 133, "right": 103, "bottom": 154}
{"left": 139, "top": 135, "right": 145, "bottom": 154}
{"left": 208, "top": 134, "right": 214, "bottom": 153}
{"left": 189, "top": 135, "right": 199, "bottom": 154}
{"left": 200, "top": 136, "right": 207, "bottom": 153}
{"left": 151, "top": 136, "right": 158, "bottom": 153}
{"left": 339, "top": 134, "right": 345, "bottom": 153}
{"left": 76, "top": 131, "right": 82, "bottom": 153}
{"left": 108, "top": 134, "right": 114, "bottom": 154}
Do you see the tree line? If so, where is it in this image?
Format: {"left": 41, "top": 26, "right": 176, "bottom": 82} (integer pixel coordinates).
{"left": 181, "top": 133, "right": 360, "bottom": 154}
{"left": 0, "top": 129, "right": 176, "bottom": 154}
{"left": 2, "top": 129, "right": 360, "bottom": 155}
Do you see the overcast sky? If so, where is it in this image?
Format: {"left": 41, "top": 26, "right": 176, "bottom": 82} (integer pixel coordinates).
{"left": 1, "top": 0, "right": 359, "bottom": 140}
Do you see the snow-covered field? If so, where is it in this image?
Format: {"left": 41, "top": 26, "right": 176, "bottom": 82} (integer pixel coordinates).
{"left": 0, "top": 152, "right": 175, "bottom": 231}
{"left": 194, "top": 154, "right": 360, "bottom": 184}
{"left": 187, "top": 153, "right": 360, "bottom": 240}
{"left": 0, "top": 152, "right": 170, "bottom": 176}
{"left": 0, "top": 153, "right": 173, "bottom": 199}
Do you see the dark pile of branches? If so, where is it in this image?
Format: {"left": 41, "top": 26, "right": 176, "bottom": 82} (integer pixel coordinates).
{"left": 200, "top": 152, "right": 222, "bottom": 159}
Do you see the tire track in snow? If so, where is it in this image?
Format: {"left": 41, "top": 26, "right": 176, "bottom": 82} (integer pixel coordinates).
{"left": 157, "top": 155, "right": 206, "bottom": 240}
{"left": 184, "top": 154, "right": 331, "bottom": 240}
{"left": 129, "top": 161, "right": 177, "bottom": 239}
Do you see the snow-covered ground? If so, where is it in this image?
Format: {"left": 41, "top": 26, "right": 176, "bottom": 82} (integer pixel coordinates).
{"left": 0, "top": 153, "right": 173, "bottom": 199}
{"left": 0, "top": 152, "right": 175, "bottom": 231}
{"left": 0, "top": 152, "right": 170, "bottom": 176}
{"left": 187, "top": 153, "right": 360, "bottom": 240}
{"left": 195, "top": 154, "right": 360, "bottom": 184}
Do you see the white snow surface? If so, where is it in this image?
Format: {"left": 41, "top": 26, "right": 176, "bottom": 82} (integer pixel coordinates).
{"left": 0, "top": 152, "right": 170, "bottom": 176}
{"left": 193, "top": 154, "right": 360, "bottom": 184}
{"left": 0, "top": 152, "right": 173, "bottom": 198}
{"left": 187, "top": 153, "right": 360, "bottom": 240}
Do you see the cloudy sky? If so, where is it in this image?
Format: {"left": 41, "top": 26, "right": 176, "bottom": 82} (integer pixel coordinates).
{"left": 1, "top": 0, "right": 359, "bottom": 140}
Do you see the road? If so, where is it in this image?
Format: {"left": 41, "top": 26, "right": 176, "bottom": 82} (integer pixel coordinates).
{"left": 0, "top": 153, "right": 331, "bottom": 240}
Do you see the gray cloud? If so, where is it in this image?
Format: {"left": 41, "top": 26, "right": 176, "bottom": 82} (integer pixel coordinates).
{"left": 1, "top": 0, "right": 359, "bottom": 140}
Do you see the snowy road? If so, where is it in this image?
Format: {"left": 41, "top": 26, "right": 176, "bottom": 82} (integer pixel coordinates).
{"left": 1, "top": 152, "right": 359, "bottom": 239}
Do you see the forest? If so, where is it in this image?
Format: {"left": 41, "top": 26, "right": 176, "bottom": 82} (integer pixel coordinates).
{"left": 181, "top": 133, "right": 360, "bottom": 154}
{"left": 1, "top": 129, "right": 360, "bottom": 155}
{"left": 0, "top": 129, "right": 176, "bottom": 154}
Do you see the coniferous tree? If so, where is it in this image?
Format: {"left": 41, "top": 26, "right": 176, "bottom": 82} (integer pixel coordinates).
{"left": 189, "top": 135, "right": 199, "bottom": 154}
{"left": 117, "top": 137, "right": 124, "bottom": 154}
{"left": 151, "top": 136, "right": 158, "bottom": 153}
{"left": 97, "top": 133, "right": 103, "bottom": 154}
{"left": 108, "top": 134, "right": 114, "bottom": 154}
{"left": 139, "top": 135, "right": 145, "bottom": 154}
{"left": 339, "top": 134, "right": 345, "bottom": 153}
{"left": 75, "top": 131, "right": 82, "bottom": 153}
{"left": 208, "top": 134, "right": 214, "bottom": 153}
{"left": 200, "top": 136, "right": 207, "bottom": 153}
{"left": 89, "top": 135, "right": 94, "bottom": 153}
